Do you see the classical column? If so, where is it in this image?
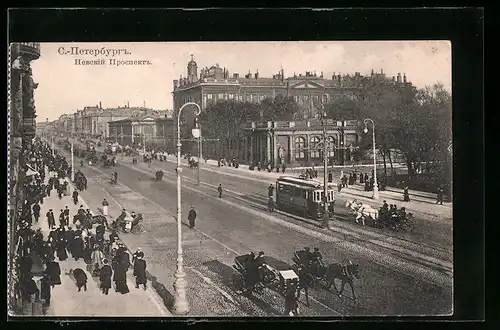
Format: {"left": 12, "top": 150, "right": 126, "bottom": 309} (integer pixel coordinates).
{"left": 266, "top": 133, "right": 271, "bottom": 164}
{"left": 289, "top": 135, "right": 294, "bottom": 166}
{"left": 244, "top": 136, "right": 248, "bottom": 162}
{"left": 250, "top": 136, "right": 254, "bottom": 164}
{"left": 273, "top": 134, "right": 278, "bottom": 166}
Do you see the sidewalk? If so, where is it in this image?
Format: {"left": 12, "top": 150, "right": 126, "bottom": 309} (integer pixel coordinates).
{"left": 33, "top": 172, "right": 171, "bottom": 316}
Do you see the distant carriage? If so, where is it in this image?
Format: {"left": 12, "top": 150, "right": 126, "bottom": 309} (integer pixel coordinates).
{"left": 232, "top": 253, "right": 298, "bottom": 295}
{"left": 276, "top": 176, "right": 335, "bottom": 220}
{"left": 345, "top": 200, "right": 379, "bottom": 227}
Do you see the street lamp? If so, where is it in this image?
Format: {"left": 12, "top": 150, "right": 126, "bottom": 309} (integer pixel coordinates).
{"left": 320, "top": 108, "right": 331, "bottom": 230}
{"left": 363, "top": 118, "right": 379, "bottom": 200}
{"left": 173, "top": 102, "right": 201, "bottom": 315}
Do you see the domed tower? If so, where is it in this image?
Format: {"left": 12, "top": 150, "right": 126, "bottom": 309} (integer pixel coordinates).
{"left": 187, "top": 54, "right": 198, "bottom": 82}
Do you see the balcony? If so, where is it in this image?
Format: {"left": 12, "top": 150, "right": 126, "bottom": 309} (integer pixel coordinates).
{"left": 15, "top": 43, "right": 40, "bottom": 61}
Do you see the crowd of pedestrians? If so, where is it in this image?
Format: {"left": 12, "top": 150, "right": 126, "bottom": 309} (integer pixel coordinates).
{"left": 13, "top": 138, "right": 149, "bottom": 315}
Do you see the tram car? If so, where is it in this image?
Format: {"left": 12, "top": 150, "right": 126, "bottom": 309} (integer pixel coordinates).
{"left": 276, "top": 176, "right": 335, "bottom": 220}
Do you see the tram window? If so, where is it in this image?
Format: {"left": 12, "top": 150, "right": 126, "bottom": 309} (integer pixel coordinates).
{"left": 302, "top": 190, "right": 308, "bottom": 199}
{"left": 294, "top": 187, "right": 302, "bottom": 198}
{"left": 278, "top": 184, "right": 284, "bottom": 194}
{"left": 283, "top": 185, "right": 293, "bottom": 195}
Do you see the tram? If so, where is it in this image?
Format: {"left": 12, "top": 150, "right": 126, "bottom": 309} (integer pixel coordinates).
{"left": 275, "top": 176, "right": 335, "bottom": 220}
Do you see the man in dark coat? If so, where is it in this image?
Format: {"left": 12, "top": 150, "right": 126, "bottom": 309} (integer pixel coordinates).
{"left": 55, "top": 229, "right": 68, "bottom": 262}
{"left": 113, "top": 250, "right": 130, "bottom": 294}
{"left": 72, "top": 268, "right": 88, "bottom": 292}
{"left": 46, "top": 209, "right": 56, "bottom": 230}
{"left": 284, "top": 285, "right": 299, "bottom": 316}
{"left": 45, "top": 257, "right": 62, "bottom": 288}
{"left": 268, "top": 184, "right": 275, "bottom": 197}
{"left": 32, "top": 203, "right": 41, "bottom": 223}
{"left": 99, "top": 259, "right": 113, "bottom": 295}
{"left": 217, "top": 184, "right": 223, "bottom": 198}
{"left": 188, "top": 207, "right": 197, "bottom": 229}
{"left": 133, "top": 254, "right": 147, "bottom": 290}
{"left": 72, "top": 190, "right": 79, "bottom": 205}
{"left": 58, "top": 210, "right": 65, "bottom": 228}
{"left": 63, "top": 206, "right": 70, "bottom": 226}
{"left": 71, "top": 234, "right": 85, "bottom": 261}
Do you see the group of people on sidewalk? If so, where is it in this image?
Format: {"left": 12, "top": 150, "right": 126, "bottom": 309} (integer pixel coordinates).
{"left": 13, "top": 138, "right": 149, "bottom": 315}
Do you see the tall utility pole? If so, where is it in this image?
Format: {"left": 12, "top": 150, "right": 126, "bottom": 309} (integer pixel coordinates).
{"left": 320, "top": 110, "right": 331, "bottom": 229}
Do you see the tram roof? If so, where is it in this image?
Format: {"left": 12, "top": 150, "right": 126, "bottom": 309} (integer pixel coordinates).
{"left": 277, "top": 176, "right": 334, "bottom": 189}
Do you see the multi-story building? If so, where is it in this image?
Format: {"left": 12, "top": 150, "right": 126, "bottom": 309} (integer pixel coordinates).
{"left": 8, "top": 42, "right": 41, "bottom": 314}
{"left": 172, "top": 55, "right": 413, "bottom": 118}
{"left": 107, "top": 114, "right": 174, "bottom": 149}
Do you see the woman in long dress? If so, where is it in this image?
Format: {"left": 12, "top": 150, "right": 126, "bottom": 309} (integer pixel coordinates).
{"left": 91, "top": 245, "right": 105, "bottom": 276}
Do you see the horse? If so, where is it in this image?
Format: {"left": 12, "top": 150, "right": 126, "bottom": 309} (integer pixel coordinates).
{"left": 323, "top": 260, "right": 361, "bottom": 304}
{"left": 345, "top": 200, "right": 378, "bottom": 226}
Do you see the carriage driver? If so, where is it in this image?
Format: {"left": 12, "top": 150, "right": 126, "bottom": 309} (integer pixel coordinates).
{"left": 311, "top": 248, "right": 324, "bottom": 275}
{"left": 303, "top": 247, "right": 313, "bottom": 266}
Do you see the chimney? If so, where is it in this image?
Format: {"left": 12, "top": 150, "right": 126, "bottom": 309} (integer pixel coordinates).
{"left": 332, "top": 73, "right": 336, "bottom": 80}
{"left": 403, "top": 73, "right": 407, "bottom": 83}
{"left": 99, "top": 101, "right": 102, "bottom": 109}
{"left": 173, "top": 79, "right": 179, "bottom": 88}
{"left": 397, "top": 73, "right": 401, "bottom": 83}
{"left": 255, "top": 70, "right": 259, "bottom": 79}
{"left": 127, "top": 101, "right": 130, "bottom": 108}
{"left": 371, "top": 69, "right": 374, "bottom": 76}
{"left": 233, "top": 73, "right": 239, "bottom": 79}
{"left": 381, "top": 68, "right": 384, "bottom": 75}
{"left": 320, "top": 71, "right": 324, "bottom": 78}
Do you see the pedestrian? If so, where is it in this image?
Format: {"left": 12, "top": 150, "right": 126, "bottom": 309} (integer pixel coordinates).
{"left": 114, "top": 250, "right": 130, "bottom": 295}
{"left": 72, "top": 190, "right": 79, "bottom": 205}
{"left": 102, "top": 199, "right": 109, "bottom": 216}
{"left": 217, "top": 184, "right": 223, "bottom": 198}
{"left": 32, "top": 203, "right": 40, "bottom": 223}
{"left": 403, "top": 185, "right": 410, "bottom": 202}
{"left": 268, "top": 184, "right": 275, "bottom": 197}
{"left": 281, "top": 163, "right": 286, "bottom": 173}
{"left": 284, "top": 285, "right": 299, "bottom": 316}
{"left": 436, "top": 186, "right": 444, "bottom": 205}
{"left": 58, "top": 210, "right": 65, "bottom": 228}
{"left": 71, "top": 234, "right": 85, "bottom": 262}
{"left": 268, "top": 196, "right": 275, "bottom": 213}
{"left": 133, "top": 253, "right": 148, "bottom": 290}
{"left": 99, "top": 259, "right": 113, "bottom": 295}
{"left": 55, "top": 231, "right": 68, "bottom": 262}
{"left": 71, "top": 268, "right": 88, "bottom": 292}
{"left": 65, "top": 226, "right": 75, "bottom": 257}
{"left": 64, "top": 206, "right": 70, "bottom": 226}
{"left": 188, "top": 206, "right": 197, "bottom": 229}
{"left": 45, "top": 256, "right": 62, "bottom": 288}
{"left": 296, "top": 265, "right": 310, "bottom": 306}
{"left": 91, "top": 244, "right": 106, "bottom": 274}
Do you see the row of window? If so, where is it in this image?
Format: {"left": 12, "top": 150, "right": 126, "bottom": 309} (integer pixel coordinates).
{"left": 295, "top": 136, "right": 336, "bottom": 160}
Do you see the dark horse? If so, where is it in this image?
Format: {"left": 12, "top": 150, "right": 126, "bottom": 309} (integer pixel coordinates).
{"left": 324, "top": 262, "right": 361, "bottom": 303}
{"left": 296, "top": 259, "right": 361, "bottom": 304}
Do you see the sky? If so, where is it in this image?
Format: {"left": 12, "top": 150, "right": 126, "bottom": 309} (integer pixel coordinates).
{"left": 30, "top": 41, "right": 451, "bottom": 122}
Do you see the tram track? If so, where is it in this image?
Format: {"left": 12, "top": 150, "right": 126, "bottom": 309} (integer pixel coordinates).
{"left": 54, "top": 145, "right": 452, "bottom": 288}
{"left": 109, "top": 158, "right": 452, "bottom": 286}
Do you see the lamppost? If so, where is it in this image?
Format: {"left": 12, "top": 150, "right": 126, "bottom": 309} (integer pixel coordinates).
{"left": 71, "top": 119, "right": 75, "bottom": 182}
{"left": 363, "top": 118, "right": 379, "bottom": 200}
{"left": 173, "top": 102, "right": 201, "bottom": 315}
{"left": 320, "top": 108, "right": 330, "bottom": 229}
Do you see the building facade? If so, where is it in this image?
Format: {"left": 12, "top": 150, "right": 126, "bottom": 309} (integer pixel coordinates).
{"left": 172, "top": 55, "right": 412, "bottom": 118}
{"left": 8, "top": 42, "right": 41, "bottom": 314}
{"left": 107, "top": 115, "right": 175, "bottom": 149}
{"left": 202, "top": 120, "right": 359, "bottom": 166}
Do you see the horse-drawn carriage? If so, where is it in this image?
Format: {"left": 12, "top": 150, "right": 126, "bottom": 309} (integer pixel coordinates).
{"left": 345, "top": 199, "right": 415, "bottom": 232}
{"left": 111, "top": 210, "right": 143, "bottom": 233}
{"left": 291, "top": 248, "right": 361, "bottom": 304}
{"left": 73, "top": 213, "right": 108, "bottom": 230}
{"left": 189, "top": 156, "right": 199, "bottom": 169}
{"left": 232, "top": 253, "right": 299, "bottom": 295}
{"left": 155, "top": 170, "right": 164, "bottom": 181}
{"left": 102, "top": 157, "right": 116, "bottom": 168}
{"left": 74, "top": 171, "right": 87, "bottom": 191}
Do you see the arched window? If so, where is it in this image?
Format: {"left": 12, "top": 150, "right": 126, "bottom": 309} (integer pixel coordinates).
{"left": 295, "top": 137, "right": 306, "bottom": 160}
{"left": 327, "top": 136, "right": 336, "bottom": 157}
{"left": 310, "top": 136, "right": 321, "bottom": 159}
